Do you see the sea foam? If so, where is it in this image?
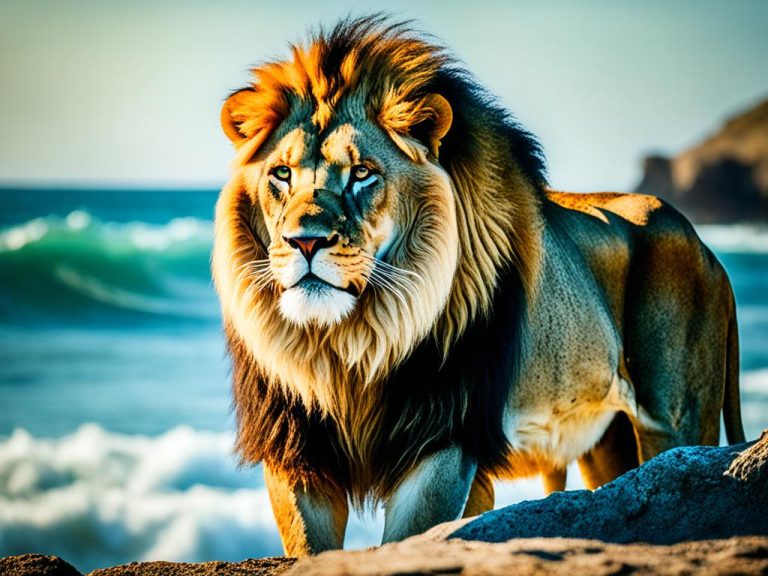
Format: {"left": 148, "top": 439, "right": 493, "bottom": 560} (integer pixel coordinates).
{"left": 0, "top": 425, "right": 282, "bottom": 571}
{"left": 697, "top": 224, "right": 768, "bottom": 253}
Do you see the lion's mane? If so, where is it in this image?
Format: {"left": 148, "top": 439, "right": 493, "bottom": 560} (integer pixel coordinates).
{"left": 214, "top": 16, "right": 548, "bottom": 505}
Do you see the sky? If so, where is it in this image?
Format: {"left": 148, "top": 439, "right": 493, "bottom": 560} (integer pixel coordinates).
{"left": 1, "top": 0, "right": 766, "bottom": 192}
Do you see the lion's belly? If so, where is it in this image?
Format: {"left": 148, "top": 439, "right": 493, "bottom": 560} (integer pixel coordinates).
{"left": 503, "top": 406, "right": 617, "bottom": 473}
{"left": 501, "top": 373, "right": 637, "bottom": 475}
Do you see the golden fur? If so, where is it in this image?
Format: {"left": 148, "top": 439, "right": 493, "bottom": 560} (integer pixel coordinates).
{"left": 212, "top": 16, "right": 744, "bottom": 555}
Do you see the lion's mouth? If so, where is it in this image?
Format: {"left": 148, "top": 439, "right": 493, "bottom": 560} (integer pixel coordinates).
{"left": 279, "top": 273, "right": 359, "bottom": 327}
{"left": 292, "top": 273, "right": 360, "bottom": 297}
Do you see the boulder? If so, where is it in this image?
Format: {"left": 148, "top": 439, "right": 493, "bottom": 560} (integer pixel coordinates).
{"left": 290, "top": 433, "right": 768, "bottom": 574}
{"left": 449, "top": 435, "right": 768, "bottom": 544}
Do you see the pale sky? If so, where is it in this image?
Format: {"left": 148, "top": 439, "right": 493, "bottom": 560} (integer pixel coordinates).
{"left": 1, "top": 0, "right": 766, "bottom": 192}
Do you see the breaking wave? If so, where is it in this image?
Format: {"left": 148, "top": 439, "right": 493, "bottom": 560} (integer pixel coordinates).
{"left": 0, "top": 425, "right": 281, "bottom": 571}
{"left": 0, "top": 212, "right": 218, "bottom": 324}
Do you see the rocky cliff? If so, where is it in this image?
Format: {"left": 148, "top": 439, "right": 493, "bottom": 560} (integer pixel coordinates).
{"left": 636, "top": 97, "right": 768, "bottom": 223}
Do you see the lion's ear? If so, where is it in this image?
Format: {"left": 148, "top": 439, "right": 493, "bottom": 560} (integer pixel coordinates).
{"left": 411, "top": 93, "right": 453, "bottom": 158}
{"left": 221, "top": 88, "right": 281, "bottom": 164}
{"left": 221, "top": 88, "right": 256, "bottom": 147}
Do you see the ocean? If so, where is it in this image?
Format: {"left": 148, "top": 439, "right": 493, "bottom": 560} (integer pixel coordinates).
{"left": 1, "top": 188, "right": 767, "bottom": 572}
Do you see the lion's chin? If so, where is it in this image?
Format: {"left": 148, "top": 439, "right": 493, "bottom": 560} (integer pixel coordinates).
{"left": 278, "top": 282, "right": 357, "bottom": 328}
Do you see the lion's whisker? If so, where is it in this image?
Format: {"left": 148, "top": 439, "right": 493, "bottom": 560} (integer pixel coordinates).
{"left": 369, "top": 265, "right": 421, "bottom": 296}
{"left": 368, "top": 271, "right": 410, "bottom": 308}
{"left": 373, "top": 272, "right": 418, "bottom": 298}
{"left": 236, "top": 259, "right": 272, "bottom": 274}
{"left": 369, "top": 269, "right": 414, "bottom": 308}
{"left": 361, "top": 254, "right": 426, "bottom": 286}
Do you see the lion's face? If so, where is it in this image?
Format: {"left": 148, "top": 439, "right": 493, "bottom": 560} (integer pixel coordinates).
{"left": 240, "top": 108, "right": 457, "bottom": 328}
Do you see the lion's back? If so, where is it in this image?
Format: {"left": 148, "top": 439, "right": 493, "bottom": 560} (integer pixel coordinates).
{"left": 544, "top": 190, "right": 731, "bottom": 310}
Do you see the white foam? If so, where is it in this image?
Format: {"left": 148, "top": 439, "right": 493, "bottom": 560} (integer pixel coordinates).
{"left": 0, "top": 211, "right": 213, "bottom": 254}
{"left": 0, "top": 218, "right": 49, "bottom": 251}
{"left": 126, "top": 217, "right": 212, "bottom": 251}
{"left": 66, "top": 210, "right": 92, "bottom": 231}
{"left": 742, "top": 369, "right": 768, "bottom": 395}
{"left": 697, "top": 224, "right": 768, "bottom": 253}
{"left": 0, "top": 425, "right": 281, "bottom": 571}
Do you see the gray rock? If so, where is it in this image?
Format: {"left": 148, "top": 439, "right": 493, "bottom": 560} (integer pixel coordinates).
{"left": 451, "top": 435, "right": 768, "bottom": 545}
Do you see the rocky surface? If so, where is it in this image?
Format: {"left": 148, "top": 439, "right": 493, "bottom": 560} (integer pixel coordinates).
{"left": 2, "top": 432, "right": 767, "bottom": 575}
{"left": 0, "top": 554, "right": 82, "bottom": 576}
{"left": 291, "top": 537, "right": 768, "bottom": 575}
{"left": 89, "top": 557, "right": 295, "bottom": 576}
{"left": 443, "top": 437, "right": 767, "bottom": 544}
{"left": 636, "top": 97, "right": 768, "bottom": 222}
{"left": 4, "top": 539, "right": 768, "bottom": 576}
{"left": 0, "top": 556, "right": 295, "bottom": 576}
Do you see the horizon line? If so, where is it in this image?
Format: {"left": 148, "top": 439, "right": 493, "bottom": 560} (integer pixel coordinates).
{"left": 0, "top": 179, "right": 225, "bottom": 192}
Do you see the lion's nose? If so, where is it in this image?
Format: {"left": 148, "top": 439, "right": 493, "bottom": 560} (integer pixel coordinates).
{"left": 284, "top": 234, "right": 339, "bottom": 263}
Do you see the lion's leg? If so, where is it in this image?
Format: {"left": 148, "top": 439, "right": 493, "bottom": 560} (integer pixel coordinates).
{"left": 578, "top": 411, "right": 640, "bottom": 489}
{"left": 462, "top": 471, "right": 495, "bottom": 517}
{"left": 633, "top": 414, "right": 691, "bottom": 462}
{"left": 541, "top": 467, "right": 567, "bottom": 494}
{"left": 263, "top": 465, "right": 349, "bottom": 557}
{"left": 382, "top": 446, "right": 476, "bottom": 543}
{"left": 623, "top": 226, "right": 733, "bottom": 461}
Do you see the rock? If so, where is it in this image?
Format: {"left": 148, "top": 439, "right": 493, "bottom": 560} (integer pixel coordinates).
{"left": 727, "top": 429, "right": 768, "bottom": 482}
{"left": 635, "top": 97, "right": 768, "bottom": 223}
{"left": 87, "top": 558, "right": 294, "bottom": 576}
{"left": 638, "top": 155, "right": 675, "bottom": 200}
{"left": 0, "top": 554, "right": 82, "bottom": 576}
{"left": 289, "top": 537, "right": 768, "bottom": 575}
{"left": 290, "top": 435, "right": 768, "bottom": 574}
{"left": 0, "top": 556, "right": 295, "bottom": 576}
{"left": 449, "top": 436, "right": 767, "bottom": 544}
{"left": 7, "top": 541, "right": 768, "bottom": 576}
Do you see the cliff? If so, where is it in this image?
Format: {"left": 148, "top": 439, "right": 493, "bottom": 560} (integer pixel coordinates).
{"left": 636, "top": 97, "right": 768, "bottom": 223}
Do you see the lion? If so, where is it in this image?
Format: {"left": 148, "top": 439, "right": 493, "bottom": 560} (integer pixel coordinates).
{"left": 212, "top": 16, "right": 745, "bottom": 556}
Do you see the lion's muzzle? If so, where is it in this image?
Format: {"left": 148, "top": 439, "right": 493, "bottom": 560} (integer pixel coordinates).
{"left": 270, "top": 189, "right": 371, "bottom": 327}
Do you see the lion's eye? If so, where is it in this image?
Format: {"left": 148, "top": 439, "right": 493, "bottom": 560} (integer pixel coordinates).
{"left": 272, "top": 165, "right": 292, "bottom": 182}
{"left": 350, "top": 165, "right": 371, "bottom": 181}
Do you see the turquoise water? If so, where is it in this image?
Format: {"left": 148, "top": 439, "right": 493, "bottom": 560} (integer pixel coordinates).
{"left": 1, "top": 188, "right": 767, "bottom": 571}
